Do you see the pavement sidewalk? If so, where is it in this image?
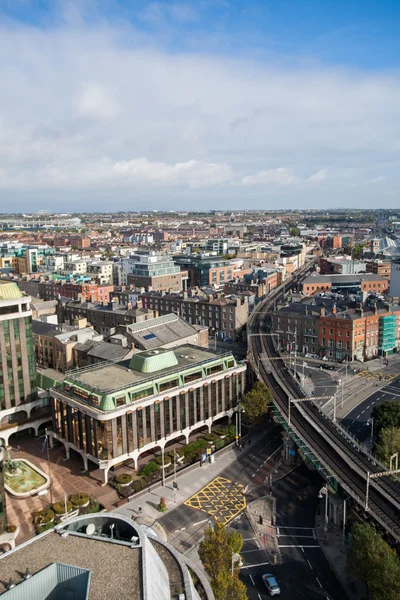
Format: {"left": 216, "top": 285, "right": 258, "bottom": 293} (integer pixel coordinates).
{"left": 115, "top": 431, "right": 262, "bottom": 528}
{"left": 315, "top": 507, "right": 366, "bottom": 600}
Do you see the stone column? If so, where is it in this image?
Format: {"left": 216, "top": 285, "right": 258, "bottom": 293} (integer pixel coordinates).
{"left": 184, "top": 392, "right": 189, "bottom": 429}
{"left": 132, "top": 410, "right": 138, "bottom": 450}
{"left": 199, "top": 387, "right": 204, "bottom": 421}
{"left": 150, "top": 404, "right": 156, "bottom": 442}
{"left": 160, "top": 400, "right": 165, "bottom": 439}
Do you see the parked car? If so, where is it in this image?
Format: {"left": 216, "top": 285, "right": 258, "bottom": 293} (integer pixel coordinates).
{"left": 262, "top": 573, "right": 281, "bottom": 596}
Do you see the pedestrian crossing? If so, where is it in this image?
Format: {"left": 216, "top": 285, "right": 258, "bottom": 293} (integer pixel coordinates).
{"left": 276, "top": 526, "right": 319, "bottom": 548}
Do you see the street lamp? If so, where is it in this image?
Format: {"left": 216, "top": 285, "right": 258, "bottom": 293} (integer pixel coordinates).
{"left": 368, "top": 417, "right": 374, "bottom": 443}
{"left": 235, "top": 399, "right": 245, "bottom": 445}
{"left": 231, "top": 552, "right": 243, "bottom": 575}
{"left": 318, "top": 486, "right": 329, "bottom": 533}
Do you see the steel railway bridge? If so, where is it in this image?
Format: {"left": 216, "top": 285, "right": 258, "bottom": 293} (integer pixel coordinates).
{"left": 247, "top": 259, "right": 400, "bottom": 543}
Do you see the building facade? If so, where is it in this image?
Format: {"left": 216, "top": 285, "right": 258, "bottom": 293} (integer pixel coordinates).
{"left": 122, "top": 252, "right": 188, "bottom": 291}
{"left": 140, "top": 291, "right": 249, "bottom": 340}
{"left": 302, "top": 273, "right": 389, "bottom": 296}
{"left": 0, "top": 283, "right": 51, "bottom": 445}
{"left": 50, "top": 345, "right": 246, "bottom": 482}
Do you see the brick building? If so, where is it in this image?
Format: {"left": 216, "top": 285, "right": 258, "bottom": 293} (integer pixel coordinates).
{"left": 140, "top": 291, "right": 249, "bottom": 340}
{"left": 302, "top": 273, "right": 388, "bottom": 296}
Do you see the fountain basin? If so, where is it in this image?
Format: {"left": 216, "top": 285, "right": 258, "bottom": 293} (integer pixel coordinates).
{"left": 4, "top": 459, "right": 50, "bottom": 498}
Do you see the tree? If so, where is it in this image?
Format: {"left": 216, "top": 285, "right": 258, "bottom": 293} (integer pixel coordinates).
{"left": 375, "top": 427, "right": 400, "bottom": 466}
{"left": 242, "top": 381, "right": 271, "bottom": 424}
{"left": 372, "top": 400, "right": 400, "bottom": 438}
{"left": 347, "top": 523, "right": 400, "bottom": 600}
{"left": 199, "top": 522, "right": 247, "bottom": 600}
{"left": 288, "top": 226, "right": 300, "bottom": 237}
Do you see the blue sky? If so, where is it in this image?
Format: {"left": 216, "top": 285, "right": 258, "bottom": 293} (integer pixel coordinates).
{"left": 0, "top": 0, "right": 399, "bottom": 211}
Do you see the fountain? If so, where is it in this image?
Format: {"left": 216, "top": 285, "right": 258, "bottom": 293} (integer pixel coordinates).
{"left": 3, "top": 446, "right": 50, "bottom": 498}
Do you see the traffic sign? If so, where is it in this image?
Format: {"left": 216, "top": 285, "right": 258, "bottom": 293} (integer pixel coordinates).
{"left": 206, "top": 448, "right": 211, "bottom": 455}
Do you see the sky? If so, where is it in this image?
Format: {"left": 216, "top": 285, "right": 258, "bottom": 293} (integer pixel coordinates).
{"left": 0, "top": 0, "right": 399, "bottom": 212}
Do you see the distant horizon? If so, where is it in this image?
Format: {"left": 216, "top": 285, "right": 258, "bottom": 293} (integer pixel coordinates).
{"left": 0, "top": 1, "right": 399, "bottom": 211}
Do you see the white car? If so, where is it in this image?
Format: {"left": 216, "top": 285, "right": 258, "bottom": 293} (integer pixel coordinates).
{"left": 262, "top": 573, "right": 281, "bottom": 596}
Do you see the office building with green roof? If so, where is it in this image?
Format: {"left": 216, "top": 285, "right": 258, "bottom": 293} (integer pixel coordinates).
{"left": 50, "top": 345, "right": 246, "bottom": 483}
{"left": 0, "top": 282, "right": 52, "bottom": 447}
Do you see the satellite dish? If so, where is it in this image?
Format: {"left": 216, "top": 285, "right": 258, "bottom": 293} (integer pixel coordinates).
{"left": 86, "top": 523, "right": 96, "bottom": 536}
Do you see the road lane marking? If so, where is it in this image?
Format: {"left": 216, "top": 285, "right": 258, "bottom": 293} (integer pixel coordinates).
{"left": 307, "top": 559, "right": 313, "bottom": 570}
{"left": 240, "top": 562, "right": 270, "bottom": 569}
{"left": 277, "top": 527, "right": 280, "bottom": 536}
{"left": 301, "top": 547, "right": 305, "bottom": 553}
{"left": 316, "top": 577, "right": 323, "bottom": 588}
{"left": 258, "top": 594, "right": 262, "bottom": 600}
{"left": 278, "top": 534, "right": 315, "bottom": 538}
{"left": 278, "top": 545, "right": 320, "bottom": 548}
{"left": 278, "top": 526, "right": 316, "bottom": 530}
{"left": 243, "top": 537, "right": 258, "bottom": 541}
{"left": 249, "top": 575, "right": 255, "bottom": 585}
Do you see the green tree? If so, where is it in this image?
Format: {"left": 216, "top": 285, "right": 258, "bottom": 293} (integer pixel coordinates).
{"left": 375, "top": 427, "right": 400, "bottom": 466}
{"left": 372, "top": 400, "right": 400, "bottom": 438}
{"left": 288, "top": 226, "right": 300, "bottom": 237}
{"left": 242, "top": 381, "right": 271, "bottom": 424}
{"left": 347, "top": 523, "right": 400, "bottom": 600}
{"left": 199, "top": 522, "right": 247, "bottom": 600}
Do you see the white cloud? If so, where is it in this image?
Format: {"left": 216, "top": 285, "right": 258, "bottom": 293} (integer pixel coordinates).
{"left": 0, "top": 14, "right": 398, "bottom": 209}
{"left": 242, "top": 168, "right": 328, "bottom": 187}
{"left": 73, "top": 82, "right": 119, "bottom": 120}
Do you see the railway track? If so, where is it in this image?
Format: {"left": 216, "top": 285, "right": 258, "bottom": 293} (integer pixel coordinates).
{"left": 248, "top": 261, "right": 400, "bottom": 542}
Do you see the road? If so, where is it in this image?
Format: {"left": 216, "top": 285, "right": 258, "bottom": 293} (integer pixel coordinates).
{"left": 158, "top": 423, "right": 283, "bottom": 554}
{"left": 239, "top": 465, "right": 349, "bottom": 600}
{"left": 340, "top": 375, "right": 400, "bottom": 444}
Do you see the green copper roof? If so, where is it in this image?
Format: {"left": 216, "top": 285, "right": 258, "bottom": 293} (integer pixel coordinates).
{"left": 129, "top": 349, "right": 179, "bottom": 373}
{"left": 0, "top": 282, "right": 23, "bottom": 300}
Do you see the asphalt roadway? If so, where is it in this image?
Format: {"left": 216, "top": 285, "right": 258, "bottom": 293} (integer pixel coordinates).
{"left": 157, "top": 422, "right": 348, "bottom": 600}
{"left": 158, "top": 423, "right": 283, "bottom": 555}
{"left": 340, "top": 374, "right": 400, "bottom": 444}
{"left": 239, "top": 464, "right": 348, "bottom": 600}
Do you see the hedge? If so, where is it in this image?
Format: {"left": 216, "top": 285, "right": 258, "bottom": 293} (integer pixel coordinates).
{"left": 53, "top": 501, "right": 73, "bottom": 515}
{"left": 70, "top": 493, "right": 90, "bottom": 507}
{"left": 140, "top": 461, "right": 159, "bottom": 478}
{"left": 115, "top": 473, "right": 133, "bottom": 485}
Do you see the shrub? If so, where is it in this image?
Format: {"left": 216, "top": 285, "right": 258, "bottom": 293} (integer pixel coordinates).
{"left": 53, "top": 501, "right": 72, "bottom": 515}
{"left": 213, "top": 427, "right": 227, "bottom": 436}
{"left": 33, "top": 509, "right": 54, "bottom": 525}
{"left": 86, "top": 499, "right": 100, "bottom": 514}
{"left": 140, "top": 461, "right": 159, "bottom": 478}
{"left": 155, "top": 455, "right": 171, "bottom": 466}
{"left": 214, "top": 438, "right": 225, "bottom": 450}
{"left": 203, "top": 433, "right": 218, "bottom": 442}
{"left": 70, "top": 493, "right": 89, "bottom": 507}
{"left": 157, "top": 497, "right": 167, "bottom": 512}
{"left": 132, "top": 479, "right": 148, "bottom": 493}
{"left": 115, "top": 473, "right": 132, "bottom": 485}
{"left": 37, "top": 521, "right": 54, "bottom": 534}
{"left": 6, "top": 525, "right": 17, "bottom": 533}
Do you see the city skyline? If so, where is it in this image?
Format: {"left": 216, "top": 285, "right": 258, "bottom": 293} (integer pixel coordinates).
{"left": 1, "top": 0, "right": 399, "bottom": 211}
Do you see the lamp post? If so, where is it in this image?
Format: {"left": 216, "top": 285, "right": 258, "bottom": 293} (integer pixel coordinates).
{"left": 161, "top": 446, "right": 165, "bottom": 487}
{"left": 369, "top": 417, "right": 374, "bottom": 443}
{"left": 318, "top": 486, "right": 329, "bottom": 533}
{"left": 231, "top": 552, "right": 243, "bottom": 576}
{"left": 45, "top": 428, "right": 53, "bottom": 505}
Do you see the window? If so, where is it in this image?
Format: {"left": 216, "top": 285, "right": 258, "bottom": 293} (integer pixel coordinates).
{"left": 115, "top": 396, "right": 125, "bottom": 407}
{"left": 184, "top": 371, "right": 202, "bottom": 384}
{"left": 330, "top": 329, "right": 333, "bottom": 335}
{"left": 159, "top": 378, "right": 179, "bottom": 393}
{"left": 328, "top": 340, "right": 334, "bottom": 348}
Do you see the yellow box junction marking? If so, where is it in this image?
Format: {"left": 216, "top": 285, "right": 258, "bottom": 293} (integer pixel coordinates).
{"left": 356, "top": 370, "right": 397, "bottom": 381}
{"left": 184, "top": 476, "right": 246, "bottom": 525}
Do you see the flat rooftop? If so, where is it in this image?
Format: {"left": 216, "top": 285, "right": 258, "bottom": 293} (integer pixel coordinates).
{"left": 69, "top": 345, "right": 224, "bottom": 393}
{"left": 0, "top": 532, "right": 141, "bottom": 600}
